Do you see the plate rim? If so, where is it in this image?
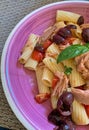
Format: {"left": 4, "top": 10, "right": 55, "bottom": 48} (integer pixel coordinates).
{"left": 1, "top": 1, "right": 89, "bottom": 130}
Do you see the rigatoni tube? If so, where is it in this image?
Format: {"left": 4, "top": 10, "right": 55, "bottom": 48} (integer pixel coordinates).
{"left": 56, "top": 10, "right": 84, "bottom": 25}
{"left": 18, "top": 34, "right": 39, "bottom": 64}
{"left": 43, "top": 57, "right": 64, "bottom": 74}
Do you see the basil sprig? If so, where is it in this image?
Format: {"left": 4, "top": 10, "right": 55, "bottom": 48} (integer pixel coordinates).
{"left": 57, "top": 44, "right": 89, "bottom": 63}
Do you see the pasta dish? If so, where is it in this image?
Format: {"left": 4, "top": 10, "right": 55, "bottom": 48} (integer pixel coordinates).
{"left": 18, "top": 10, "right": 89, "bottom": 130}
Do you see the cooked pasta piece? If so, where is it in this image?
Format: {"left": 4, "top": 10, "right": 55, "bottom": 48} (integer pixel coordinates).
{"left": 54, "top": 21, "right": 66, "bottom": 33}
{"left": 43, "top": 57, "right": 64, "bottom": 74}
{"left": 18, "top": 34, "right": 39, "bottom": 64}
{"left": 72, "top": 99, "right": 89, "bottom": 125}
{"left": 42, "top": 67, "right": 54, "bottom": 87}
{"left": 63, "top": 59, "right": 85, "bottom": 87}
{"left": 35, "top": 65, "right": 51, "bottom": 103}
{"left": 24, "top": 57, "right": 38, "bottom": 70}
{"left": 56, "top": 10, "right": 84, "bottom": 25}
{"left": 54, "top": 21, "right": 66, "bottom": 29}
{"left": 72, "top": 38, "right": 82, "bottom": 45}
{"left": 67, "top": 22, "right": 82, "bottom": 39}
{"left": 36, "top": 65, "right": 50, "bottom": 94}
{"left": 46, "top": 43, "right": 61, "bottom": 59}
{"left": 51, "top": 94, "right": 58, "bottom": 109}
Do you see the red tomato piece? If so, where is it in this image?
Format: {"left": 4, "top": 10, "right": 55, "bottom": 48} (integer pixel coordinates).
{"left": 68, "top": 37, "right": 76, "bottom": 44}
{"left": 32, "top": 50, "right": 44, "bottom": 62}
{"left": 84, "top": 105, "right": 89, "bottom": 117}
{"left": 52, "top": 76, "right": 59, "bottom": 89}
{"left": 64, "top": 37, "right": 76, "bottom": 45}
{"left": 43, "top": 40, "right": 52, "bottom": 49}
{"left": 35, "top": 93, "right": 50, "bottom": 104}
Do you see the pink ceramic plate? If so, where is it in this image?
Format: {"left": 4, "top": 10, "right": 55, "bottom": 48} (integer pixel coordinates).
{"left": 1, "top": 1, "right": 89, "bottom": 130}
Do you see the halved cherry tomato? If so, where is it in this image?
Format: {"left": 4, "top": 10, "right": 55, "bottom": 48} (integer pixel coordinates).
{"left": 68, "top": 37, "right": 76, "bottom": 44}
{"left": 63, "top": 37, "right": 76, "bottom": 45}
{"left": 32, "top": 50, "right": 44, "bottom": 62}
{"left": 35, "top": 93, "right": 50, "bottom": 104}
{"left": 43, "top": 40, "right": 52, "bottom": 49}
{"left": 84, "top": 105, "right": 89, "bottom": 117}
{"left": 52, "top": 76, "right": 59, "bottom": 89}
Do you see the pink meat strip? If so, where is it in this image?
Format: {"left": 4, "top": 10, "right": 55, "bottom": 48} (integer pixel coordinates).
{"left": 52, "top": 71, "right": 69, "bottom": 97}
{"left": 40, "top": 26, "right": 56, "bottom": 43}
{"left": 75, "top": 52, "right": 89, "bottom": 80}
{"left": 72, "top": 87, "right": 89, "bottom": 105}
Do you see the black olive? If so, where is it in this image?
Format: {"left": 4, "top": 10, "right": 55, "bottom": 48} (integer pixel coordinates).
{"left": 48, "top": 109, "right": 63, "bottom": 125}
{"left": 57, "top": 28, "right": 72, "bottom": 39}
{"left": 57, "top": 92, "right": 74, "bottom": 116}
{"left": 35, "top": 43, "right": 45, "bottom": 53}
{"left": 57, "top": 123, "right": 70, "bottom": 130}
{"left": 55, "top": 119, "right": 76, "bottom": 130}
{"left": 61, "top": 92, "right": 74, "bottom": 106}
{"left": 53, "top": 34, "right": 65, "bottom": 44}
{"left": 65, "top": 25, "right": 77, "bottom": 30}
{"left": 77, "top": 16, "right": 84, "bottom": 25}
{"left": 82, "top": 28, "right": 89, "bottom": 42}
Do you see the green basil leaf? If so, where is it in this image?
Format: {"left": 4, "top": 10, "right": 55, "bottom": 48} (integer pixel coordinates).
{"left": 85, "top": 43, "right": 89, "bottom": 49}
{"left": 64, "top": 66, "right": 72, "bottom": 75}
{"left": 57, "top": 44, "right": 89, "bottom": 63}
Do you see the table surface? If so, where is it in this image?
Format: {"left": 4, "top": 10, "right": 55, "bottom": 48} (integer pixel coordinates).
{"left": 0, "top": 0, "right": 63, "bottom": 130}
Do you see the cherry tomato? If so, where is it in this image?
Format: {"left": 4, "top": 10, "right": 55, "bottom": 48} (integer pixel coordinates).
{"left": 35, "top": 93, "right": 50, "bottom": 103}
{"left": 52, "top": 76, "right": 59, "bottom": 89}
{"left": 64, "top": 37, "right": 76, "bottom": 45}
{"left": 84, "top": 105, "right": 89, "bottom": 117}
{"left": 32, "top": 50, "right": 44, "bottom": 62}
{"left": 43, "top": 40, "right": 52, "bottom": 49}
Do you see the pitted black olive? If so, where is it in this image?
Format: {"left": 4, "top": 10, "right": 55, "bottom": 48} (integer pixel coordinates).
{"left": 53, "top": 34, "right": 65, "bottom": 44}
{"left": 82, "top": 28, "right": 89, "bottom": 42}
{"left": 77, "top": 16, "right": 84, "bottom": 25}
{"left": 65, "top": 25, "right": 77, "bottom": 30}
{"left": 57, "top": 28, "right": 72, "bottom": 39}
{"left": 35, "top": 43, "right": 45, "bottom": 53}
